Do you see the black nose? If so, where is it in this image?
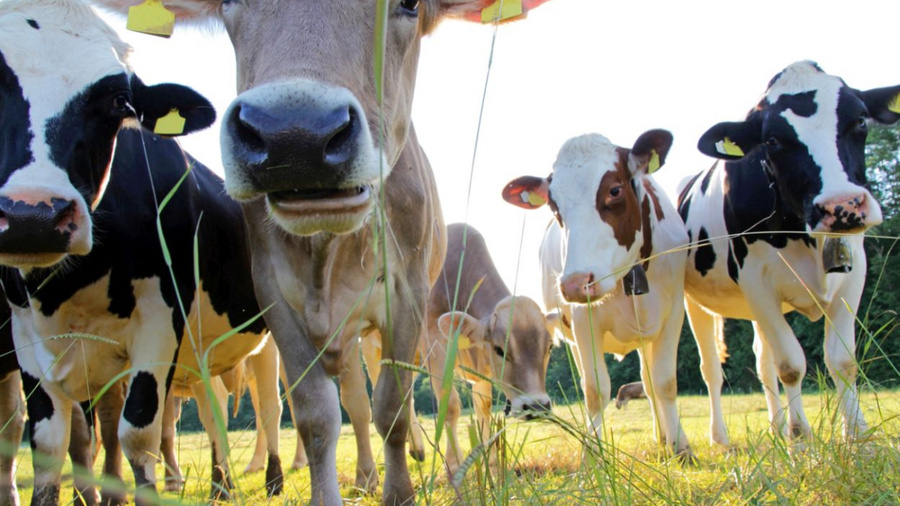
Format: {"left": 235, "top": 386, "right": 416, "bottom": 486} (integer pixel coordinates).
{"left": 520, "top": 399, "right": 552, "bottom": 421}
{"left": 0, "top": 197, "right": 76, "bottom": 254}
{"left": 226, "top": 99, "right": 362, "bottom": 192}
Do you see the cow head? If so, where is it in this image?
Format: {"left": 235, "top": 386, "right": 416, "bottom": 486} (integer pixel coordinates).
{"left": 0, "top": 0, "right": 214, "bottom": 269}
{"left": 438, "top": 296, "right": 557, "bottom": 419}
{"left": 89, "top": 0, "right": 555, "bottom": 236}
{"left": 503, "top": 130, "right": 673, "bottom": 304}
{"left": 698, "top": 61, "right": 900, "bottom": 233}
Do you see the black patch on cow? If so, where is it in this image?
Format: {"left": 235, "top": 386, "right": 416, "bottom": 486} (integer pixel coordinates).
{"left": 726, "top": 236, "right": 747, "bottom": 283}
{"left": 21, "top": 371, "right": 54, "bottom": 449}
{"left": 694, "top": 227, "right": 716, "bottom": 276}
{"left": 0, "top": 52, "right": 35, "bottom": 188}
{"left": 677, "top": 171, "right": 703, "bottom": 223}
{"left": 26, "top": 19, "right": 39, "bottom": 29}
{"left": 122, "top": 371, "right": 157, "bottom": 429}
{"left": 44, "top": 73, "right": 132, "bottom": 207}
{"left": 266, "top": 454, "right": 284, "bottom": 496}
{"left": 700, "top": 168, "right": 715, "bottom": 195}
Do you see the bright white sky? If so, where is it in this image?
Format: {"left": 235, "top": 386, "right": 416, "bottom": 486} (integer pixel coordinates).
{"left": 104, "top": 0, "right": 900, "bottom": 305}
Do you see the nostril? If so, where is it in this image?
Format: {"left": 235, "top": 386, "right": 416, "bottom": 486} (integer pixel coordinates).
{"left": 323, "top": 107, "right": 358, "bottom": 166}
{"left": 53, "top": 200, "right": 77, "bottom": 232}
{"left": 230, "top": 105, "right": 268, "bottom": 163}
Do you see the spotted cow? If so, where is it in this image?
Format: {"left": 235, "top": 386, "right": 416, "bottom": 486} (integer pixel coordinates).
{"left": 503, "top": 130, "right": 692, "bottom": 458}
{"left": 91, "top": 1, "right": 558, "bottom": 504}
{"left": 0, "top": 0, "right": 284, "bottom": 503}
{"left": 678, "top": 61, "right": 900, "bottom": 445}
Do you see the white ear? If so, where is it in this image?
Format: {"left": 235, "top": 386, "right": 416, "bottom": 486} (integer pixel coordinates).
{"left": 438, "top": 311, "right": 486, "bottom": 350}
{"left": 544, "top": 310, "right": 572, "bottom": 345}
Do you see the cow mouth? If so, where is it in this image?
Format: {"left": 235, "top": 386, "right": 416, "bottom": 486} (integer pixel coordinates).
{"left": 0, "top": 252, "right": 68, "bottom": 269}
{"left": 267, "top": 186, "right": 373, "bottom": 214}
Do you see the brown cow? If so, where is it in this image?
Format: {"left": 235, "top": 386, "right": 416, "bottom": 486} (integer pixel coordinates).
{"left": 93, "top": 1, "right": 558, "bottom": 503}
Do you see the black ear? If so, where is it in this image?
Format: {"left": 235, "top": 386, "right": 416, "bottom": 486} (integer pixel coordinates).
{"left": 697, "top": 117, "right": 761, "bottom": 160}
{"left": 130, "top": 74, "right": 216, "bottom": 136}
{"left": 631, "top": 129, "right": 673, "bottom": 174}
{"left": 860, "top": 85, "right": 900, "bottom": 125}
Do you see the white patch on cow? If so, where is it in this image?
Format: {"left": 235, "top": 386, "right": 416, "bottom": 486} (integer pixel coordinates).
{"left": 0, "top": 0, "right": 133, "bottom": 259}
{"left": 549, "top": 133, "right": 641, "bottom": 297}
{"left": 766, "top": 61, "right": 881, "bottom": 226}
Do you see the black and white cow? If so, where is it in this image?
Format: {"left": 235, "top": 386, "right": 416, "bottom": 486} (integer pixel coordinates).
{"left": 679, "top": 61, "right": 900, "bottom": 444}
{"left": 0, "top": 0, "right": 283, "bottom": 504}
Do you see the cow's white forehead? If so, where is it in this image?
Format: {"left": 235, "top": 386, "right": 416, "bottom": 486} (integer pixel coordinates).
{"left": 549, "top": 133, "right": 618, "bottom": 208}
{"left": 0, "top": 0, "right": 131, "bottom": 86}
{"left": 764, "top": 61, "right": 843, "bottom": 103}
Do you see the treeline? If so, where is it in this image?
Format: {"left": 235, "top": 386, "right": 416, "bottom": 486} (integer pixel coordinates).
{"left": 175, "top": 125, "right": 900, "bottom": 432}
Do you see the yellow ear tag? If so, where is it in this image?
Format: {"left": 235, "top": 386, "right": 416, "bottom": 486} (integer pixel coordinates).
{"left": 715, "top": 137, "right": 745, "bottom": 157}
{"left": 522, "top": 190, "right": 546, "bottom": 207}
{"left": 481, "top": 0, "right": 523, "bottom": 23}
{"left": 647, "top": 149, "right": 661, "bottom": 173}
{"left": 888, "top": 93, "right": 900, "bottom": 114}
{"left": 127, "top": 0, "right": 175, "bottom": 38}
{"left": 457, "top": 336, "right": 472, "bottom": 350}
{"left": 154, "top": 109, "right": 185, "bottom": 135}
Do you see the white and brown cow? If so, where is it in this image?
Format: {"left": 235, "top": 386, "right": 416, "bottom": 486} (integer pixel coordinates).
{"left": 0, "top": 1, "right": 284, "bottom": 503}
{"left": 503, "top": 130, "right": 692, "bottom": 457}
{"left": 92, "top": 1, "right": 558, "bottom": 504}
{"left": 678, "top": 61, "right": 900, "bottom": 445}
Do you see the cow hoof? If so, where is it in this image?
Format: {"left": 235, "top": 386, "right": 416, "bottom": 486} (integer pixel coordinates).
{"left": 31, "top": 485, "right": 60, "bottom": 506}
{"left": 291, "top": 458, "right": 308, "bottom": 470}
{"left": 355, "top": 468, "right": 379, "bottom": 495}
{"left": 409, "top": 447, "right": 426, "bottom": 462}
{"left": 265, "top": 455, "right": 283, "bottom": 497}
{"left": 382, "top": 478, "right": 415, "bottom": 506}
{"left": 676, "top": 447, "right": 697, "bottom": 467}
{"left": 243, "top": 462, "right": 264, "bottom": 474}
{"left": 163, "top": 479, "right": 184, "bottom": 493}
{"left": 99, "top": 494, "right": 126, "bottom": 506}
{"left": 73, "top": 486, "right": 100, "bottom": 506}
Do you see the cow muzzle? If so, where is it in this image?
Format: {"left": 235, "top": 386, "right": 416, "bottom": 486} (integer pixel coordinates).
{"left": 814, "top": 192, "right": 881, "bottom": 232}
{"left": 0, "top": 195, "right": 90, "bottom": 268}
{"left": 221, "top": 80, "right": 384, "bottom": 235}
{"left": 508, "top": 394, "right": 552, "bottom": 421}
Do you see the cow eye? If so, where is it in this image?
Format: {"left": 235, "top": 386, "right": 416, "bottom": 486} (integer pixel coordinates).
{"left": 399, "top": 0, "right": 419, "bottom": 15}
{"left": 856, "top": 116, "right": 868, "bottom": 133}
{"left": 610, "top": 186, "right": 621, "bottom": 197}
{"left": 765, "top": 137, "right": 779, "bottom": 150}
{"left": 493, "top": 345, "right": 505, "bottom": 358}
{"left": 112, "top": 93, "right": 131, "bottom": 114}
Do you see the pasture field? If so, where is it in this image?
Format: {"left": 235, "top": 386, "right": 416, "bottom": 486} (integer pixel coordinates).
{"left": 9, "top": 390, "right": 900, "bottom": 505}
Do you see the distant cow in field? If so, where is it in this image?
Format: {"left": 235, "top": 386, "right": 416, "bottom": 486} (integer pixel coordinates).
{"left": 0, "top": 1, "right": 284, "bottom": 503}
{"left": 376, "top": 223, "right": 558, "bottom": 475}
{"left": 677, "top": 61, "right": 900, "bottom": 445}
{"left": 614, "top": 381, "right": 646, "bottom": 410}
{"left": 91, "top": 0, "right": 559, "bottom": 504}
{"left": 503, "top": 130, "right": 693, "bottom": 458}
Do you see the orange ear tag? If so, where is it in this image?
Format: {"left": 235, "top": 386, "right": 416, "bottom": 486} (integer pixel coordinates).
{"left": 647, "top": 149, "right": 661, "bottom": 173}
{"left": 481, "top": 0, "right": 523, "bottom": 23}
{"left": 127, "top": 0, "right": 175, "bottom": 38}
{"left": 154, "top": 109, "right": 185, "bottom": 135}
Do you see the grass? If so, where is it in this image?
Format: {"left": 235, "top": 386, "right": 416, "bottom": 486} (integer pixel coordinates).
{"left": 9, "top": 389, "right": 900, "bottom": 505}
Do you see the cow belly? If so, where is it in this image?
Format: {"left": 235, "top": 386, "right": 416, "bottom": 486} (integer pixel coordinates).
{"left": 171, "top": 288, "right": 266, "bottom": 386}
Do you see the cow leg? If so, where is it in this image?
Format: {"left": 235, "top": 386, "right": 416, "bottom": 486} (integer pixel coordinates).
{"left": 0, "top": 371, "right": 24, "bottom": 506}
{"left": 472, "top": 380, "right": 494, "bottom": 463}
{"left": 572, "top": 306, "right": 610, "bottom": 436}
{"left": 373, "top": 292, "right": 425, "bottom": 506}
{"left": 21, "top": 372, "right": 72, "bottom": 506}
{"left": 68, "top": 404, "right": 99, "bottom": 505}
{"left": 640, "top": 320, "right": 691, "bottom": 459}
{"left": 96, "top": 382, "right": 126, "bottom": 506}
{"left": 190, "top": 378, "right": 233, "bottom": 501}
{"left": 685, "top": 296, "right": 729, "bottom": 446}
{"left": 422, "top": 335, "right": 464, "bottom": 476}
{"left": 746, "top": 299, "right": 810, "bottom": 440}
{"left": 278, "top": 362, "right": 308, "bottom": 470}
{"left": 340, "top": 338, "right": 378, "bottom": 494}
{"left": 159, "top": 393, "right": 184, "bottom": 493}
{"left": 246, "top": 338, "right": 284, "bottom": 496}
{"left": 751, "top": 323, "right": 785, "bottom": 437}
{"left": 244, "top": 379, "right": 267, "bottom": 474}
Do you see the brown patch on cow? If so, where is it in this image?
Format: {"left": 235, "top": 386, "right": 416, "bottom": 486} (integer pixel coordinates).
{"left": 595, "top": 151, "right": 642, "bottom": 251}
{"left": 640, "top": 195, "right": 653, "bottom": 270}
{"left": 642, "top": 180, "right": 665, "bottom": 221}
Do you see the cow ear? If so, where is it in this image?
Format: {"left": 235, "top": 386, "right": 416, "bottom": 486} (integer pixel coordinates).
{"left": 629, "top": 129, "right": 673, "bottom": 175}
{"left": 90, "top": 0, "right": 218, "bottom": 22}
{"left": 130, "top": 74, "right": 215, "bottom": 136}
{"left": 502, "top": 176, "right": 549, "bottom": 210}
{"left": 438, "top": 311, "right": 487, "bottom": 350}
{"left": 543, "top": 311, "right": 563, "bottom": 346}
{"left": 697, "top": 119, "right": 761, "bottom": 160}
{"left": 440, "top": 0, "right": 556, "bottom": 24}
{"left": 860, "top": 85, "right": 900, "bottom": 125}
